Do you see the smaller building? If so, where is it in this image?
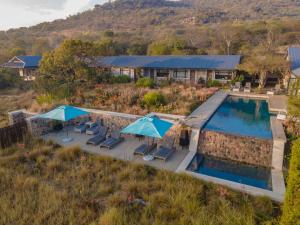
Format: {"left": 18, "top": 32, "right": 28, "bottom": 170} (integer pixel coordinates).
{"left": 287, "top": 47, "right": 300, "bottom": 95}
{"left": 1, "top": 55, "right": 42, "bottom": 81}
{"left": 92, "top": 55, "right": 242, "bottom": 84}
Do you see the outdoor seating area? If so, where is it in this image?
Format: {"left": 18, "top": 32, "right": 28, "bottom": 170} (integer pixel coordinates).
{"left": 37, "top": 105, "right": 190, "bottom": 171}
{"left": 43, "top": 129, "right": 189, "bottom": 171}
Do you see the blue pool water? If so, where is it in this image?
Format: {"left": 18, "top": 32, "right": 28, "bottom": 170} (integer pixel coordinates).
{"left": 188, "top": 154, "right": 272, "bottom": 190}
{"left": 204, "top": 96, "right": 272, "bottom": 139}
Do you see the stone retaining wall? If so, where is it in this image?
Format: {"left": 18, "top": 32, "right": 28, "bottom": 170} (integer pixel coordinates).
{"left": 19, "top": 108, "right": 187, "bottom": 150}
{"left": 198, "top": 130, "right": 273, "bottom": 167}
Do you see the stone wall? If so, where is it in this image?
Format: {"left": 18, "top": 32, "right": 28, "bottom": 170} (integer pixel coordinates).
{"left": 8, "top": 110, "right": 36, "bottom": 125}
{"left": 198, "top": 130, "right": 273, "bottom": 167}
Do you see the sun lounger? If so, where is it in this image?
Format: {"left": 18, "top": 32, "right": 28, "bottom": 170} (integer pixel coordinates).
{"left": 74, "top": 122, "right": 88, "bottom": 133}
{"left": 267, "top": 84, "right": 282, "bottom": 95}
{"left": 86, "top": 122, "right": 100, "bottom": 135}
{"left": 154, "top": 146, "right": 175, "bottom": 161}
{"left": 86, "top": 127, "right": 108, "bottom": 145}
{"left": 134, "top": 142, "right": 157, "bottom": 156}
{"left": 244, "top": 82, "right": 251, "bottom": 93}
{"left": 100, "top": 131, "right": 124, "bottom": 150}
{"left": 232, "top": 82, "right": 241, "bottom": 92}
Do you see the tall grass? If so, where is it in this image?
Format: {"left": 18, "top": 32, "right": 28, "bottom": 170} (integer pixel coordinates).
{"left": 0, "top": 140, "right": 278, "bottom": 225}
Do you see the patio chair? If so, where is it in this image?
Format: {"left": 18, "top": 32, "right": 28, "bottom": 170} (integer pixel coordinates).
{"left": 99, "top": 131, "right": 124, "bottom": 150}
{"left": 232, "top": 82, "right": 241, "bottom": 92}
{"left": 74, "top": 122, "right": 88, "bottom": 133}
{"left": 244, "top": 82, "right": 251, "bottom": 93}
{"left": 134, "top": 142, "right": 157, "bottom": 156}
{"left": 154, "top": 137, "right": 175, "bottom": 161}
{"left": 86, "top": 122, "right": 101, "bottom": 135}
{"left": 154, "top": 146, "right": 175, "bottom": 161}
{"left": 86, "top": 127, "right": 108, "bottom": 145}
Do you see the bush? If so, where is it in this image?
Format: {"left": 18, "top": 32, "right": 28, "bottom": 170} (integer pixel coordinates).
{"left": 143, "top": 91, "right": 166, "bottom": 108}
{"left": 111, "top": 75, "right": 131, "bottom": 84}
{"left": 280, "top": 138, "right": 300, "bottom": 225}
{"left": 207, "top": 79, "right": 221, "bottom": 87}
{"left": 231, "top": 75, "right": 245, "bottom": 85}
{"left": 36, "top": 94, "right": 55, "bottom": 105}
{"left": 136, "top": 77, "right": 155, "bottom": 88}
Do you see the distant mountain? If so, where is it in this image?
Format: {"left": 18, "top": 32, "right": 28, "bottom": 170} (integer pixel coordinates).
{"left": 1, "top": 0, "right": 300, "bottom": 57}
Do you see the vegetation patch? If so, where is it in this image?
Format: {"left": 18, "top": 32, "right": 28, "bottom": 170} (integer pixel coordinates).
{"left": 0, "top": 139, "right": 279, "bottom": 225}
{"left": 280, "top": 138, "right": 300, "bottom": 225}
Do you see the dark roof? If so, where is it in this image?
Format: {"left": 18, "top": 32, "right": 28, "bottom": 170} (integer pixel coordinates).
{"left": 93, "top": 55, "right": 242, "bottom": 70}
{"left": 288, "top": 47, "right": 300, "bottom": 77}
{"left": 1, "top": 55, "right": 42, "bottom": 69}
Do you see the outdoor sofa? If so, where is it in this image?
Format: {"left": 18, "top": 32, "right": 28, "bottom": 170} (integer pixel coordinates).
{"left": 134, "top": 142, "right": 157, "bottom": 156}
{"left": 100, "top": 131, "right": 124, "bottom": 150}
{"left": 86, "top": 126, "right": 108, "bottom": 145}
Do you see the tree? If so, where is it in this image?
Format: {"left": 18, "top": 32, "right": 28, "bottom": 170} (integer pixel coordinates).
{"left": 239, "top": 48, "right": 288, "bottom": 89}
{"left": 147, "top": 41, "right": 172, "bottom": 55}
{"left": 127, "top": 43, "right": 147, "bottom": 55}
{"left": 95, "top": 39, "right": 126, "bottom": 56}
{"left": 37, "top": 39, "right": 96, "bottom": 99}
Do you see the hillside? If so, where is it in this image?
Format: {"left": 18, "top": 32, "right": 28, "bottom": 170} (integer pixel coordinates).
{"left": 1, "top": 0, "right": 300, "bottom": 62}
{"left": 3, "top": 0, "right": 300, "bottom": 38}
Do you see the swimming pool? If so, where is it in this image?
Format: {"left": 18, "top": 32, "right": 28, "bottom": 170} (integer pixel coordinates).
{"left": 203, "top": 96, "right": 272, "bottom": 139}
{"left": 188, "top": 154, "right": 272, "bottom": 190}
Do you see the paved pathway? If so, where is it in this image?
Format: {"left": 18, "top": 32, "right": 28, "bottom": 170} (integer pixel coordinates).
{"left": 269, "top": 95, "right": 288, "bottom": 113}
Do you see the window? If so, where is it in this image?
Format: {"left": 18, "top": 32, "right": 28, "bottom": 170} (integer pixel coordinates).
{"left": 156, "top": 69, "right": 169, "bottom": 78}
{"left": 215, "top": 71, "right": 232, "bottom": 80}
{"left": 120, "top": 68, "right": 131, "bottom": 76}
{"left": 173, "top": 69, "right": 188, "bottom": 79}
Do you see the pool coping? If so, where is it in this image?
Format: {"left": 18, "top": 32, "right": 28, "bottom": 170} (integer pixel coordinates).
{"left": 176, "top": 91, "right": 286, "bottom": 202}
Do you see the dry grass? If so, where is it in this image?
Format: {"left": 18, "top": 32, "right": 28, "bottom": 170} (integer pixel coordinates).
{"left": 0, "top": 139, "right": 279, "bottom": 225}
{"left": 74, "top": 83, "right": 217, "bottom": 116}
{"left": 0, "top": 91, "right": 35, "bottom": 127}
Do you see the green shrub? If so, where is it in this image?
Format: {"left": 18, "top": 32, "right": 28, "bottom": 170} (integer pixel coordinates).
{"left": 143, "top": 91, "right": 166, "bottom": 108}
{"left": 111, "top": 75, "right": 131, "bottom": 84}
{"left": 231, "top": 75, "right": 245, "bottom": 85}
{"left": 136, "top": 77, "right": 155, "bottom": 88}
{"left": 280, "top": 138, "right": 300, "bottom": 225}
{"left": 207, "top": 79, "right": 221, "bottom": 87}
{"left": 36, "top": 93, "right": 55, "bottom": 105}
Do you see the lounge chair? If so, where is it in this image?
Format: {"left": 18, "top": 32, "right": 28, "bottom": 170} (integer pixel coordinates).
{"left": 100, "top": 131, "right": 124, "bottom": 150}
{"left": 244, "top": 82, "right": 251, "bottom": 93}
{"left": 134, "top": 142, "right": 157, "bottom": 156}
{"left": 267, "top": 84, "right": 282, "bottom": 95}
{"left": 154, "top": 137, "right": 176, "bottom": 161}
{"left": 74, "top": 122, "right": 88, "bottom": 133}
{"left": 86, "top": 122, "right": 100, "bottom": 135}
{"left": 86, "top": 127, "right": 108, "bottom": 145}
{"left": 277, "top": 111, "right": 287, "bottom": 121}
{"left": 232, "top": 82, "right": 241, "bottom": 92}
{"left": 154, "top": 146, "right": 175, "bottom": 161}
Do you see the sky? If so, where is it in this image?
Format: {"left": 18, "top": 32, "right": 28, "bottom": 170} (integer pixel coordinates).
{"left": 0, "top": 0, "right": 108, "bottom": 30}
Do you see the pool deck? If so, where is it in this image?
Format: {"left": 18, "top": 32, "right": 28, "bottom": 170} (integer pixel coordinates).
{"left": 229, "top": 92, "right": 288, "bottom": 113}
{"left": 43, "top": 130, "right": 189, "bottom": 172}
